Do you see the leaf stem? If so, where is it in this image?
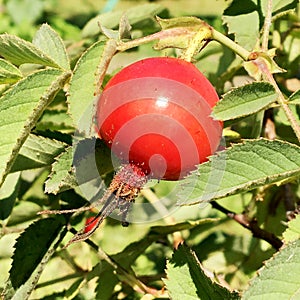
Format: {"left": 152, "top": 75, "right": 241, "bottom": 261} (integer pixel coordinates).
{"left": 255, "top": 58, "right": 300, "bottom": 142}
{"left": 97, "top": 246, "right": 159, "bottom": 296}
{"left": 116, "top": 27, "right": 191, "bottom": 52}
{"left": 141, "top": 188, "right": 184, "bottom": 248}
{"left": 211, "top": 201, "right": 283, "bottom": 250}
{"left": 210, "top": 28, "right": 251, "bottom": 61}
{"left": 68, "top": 227, "right": 160, "bottom": 296}
{"left": 95, "top": 39, "right": 118, "bottom": 96}
{"left": 261, "top": 0, "right": 273, "bottom": 51}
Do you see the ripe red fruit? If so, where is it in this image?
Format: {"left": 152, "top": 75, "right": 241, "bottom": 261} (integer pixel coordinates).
{"left": 84, "top": 216, "right": 100, "bottom": 234}
{"left": 40, "top": 57, "right": 223, "bottom": 246}
{"left": 97, "top": 57, "right": 223, "bottom": 180}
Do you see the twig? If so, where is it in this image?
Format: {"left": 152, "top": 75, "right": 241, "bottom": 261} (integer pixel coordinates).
{"left": 36, "top": 273, "right": 84, "bottom": 289}
{"left": 255, "top": 58, "right": 300, "bottom": 142}
{"left": 116, "top": 27, "right": 192, "bottom": 52}
{"left": 97, "top": 246, "right": 159, "bottom": 295}
{"left": 261, "top": 0, "right": 273, "bottom": 51}
{"left": 211, "top": 28, "right": 251, "bottom": 61}
{"left": 68, "top": 227, "right": 159, "bottom": 296}
{"left": 141, "top": 188, "right": 184, "bottom": 248}
{"left": 211, "top": 201, "right": 283, "bottom": 250}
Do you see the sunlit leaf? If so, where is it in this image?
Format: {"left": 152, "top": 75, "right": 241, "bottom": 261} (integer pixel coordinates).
{"left": 11, "top": 134, "right": 66, "bottom": 172}
{"left": 283, "top": 215, "right": 300, "bottom": 243}
{"left": 0, "top": 34, "right": 61, "bottom": 68}
{"left": 261, "top": 0, "right": 299, "bottom": 16}
{"left": 33, "top": 24, "right": 70, "bottom": 70}
{"left": 68, "top": 40, "right": 116, "bottom": 135}
{"left": 242, "top": 239, "right": 300, "bottom": 300}
{"left": 213, "top": 82, "right": 277, "bottom": 121}
{"left": 82, "top": 3, "right": 164, "bottom": 38}
{"left": 222, "top": 5, "right": 259, "bottom": 51}
{"left": 45, "top": 147, "right": 77, "bottom": 195}
{"left": 164, "top": 244, "right": 240, "bottom": 299}
{"left": 0, "top": 69, "right": 70, "bottom": 187}
{"left": 0, "top": 59, "right": 22, "bottom": 84}
{"left": 178, "top": 139, "right": 300, "bottom": 205}
{"left": 289, "top": 90, "right": 300, "bottom": 105}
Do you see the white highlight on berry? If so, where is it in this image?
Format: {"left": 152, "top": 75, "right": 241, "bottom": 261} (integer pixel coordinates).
{"left": 155, "top": 96, "right": 169, "bottom": 108}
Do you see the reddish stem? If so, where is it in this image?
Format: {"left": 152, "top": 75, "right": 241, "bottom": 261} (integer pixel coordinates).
{"left": 39, "top": 164, "right": 148, "bottom": 247}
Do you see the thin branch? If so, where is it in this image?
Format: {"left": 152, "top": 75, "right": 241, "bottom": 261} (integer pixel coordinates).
{"left": 116, "top": 27, "right": 192, "bottom": 52}
{"left": 261, "top": 0, "right": 273, "bottom": 51}
{"left": 211, "top": 28, "right": 251, "bottom": 61}
{"left": 68, "top": 227, "right": 159, "bottom": 296}
{"left": 211, "top": 201, "right": 283, "bottom": 250}
{"left": 96, "top": 246, "right": 159, "bottom": 296}
{"left": 36, "top": 273, "right": 83, "bottom": 289}
{"left": 141, "top": 188, "right": 184, "bottom": 248}
{"left": 255, "top": 58, "right": 300, "bottom": 142}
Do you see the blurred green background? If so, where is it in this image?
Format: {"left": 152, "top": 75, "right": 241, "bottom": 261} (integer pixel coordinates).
{"left": 1, "top": 0, "right": 299, "bottom": 299}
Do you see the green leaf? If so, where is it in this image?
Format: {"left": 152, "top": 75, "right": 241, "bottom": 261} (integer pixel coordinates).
{"left": 45, "top": 146, "right": 77, "bottom": 195}
{"left": 33, "top": 24, "right": 70, "bottom": 70}
{"left": 9, "top": 217, "right": 64, "bottom": 289}
{"left": 242, "top": 239, "right": 300, "bottom": 300}
{"left": 0, "top": 58, "right": 22, "bottom": 84}
{"left": 44, "top": 138, "right": 115, "bottom": 196}
{"left": 92, "top": 220, "right": 214, "bottom": 299}
{"left": 261, "top": 0, "right": 299, "bottom": 16}
{"left": 93, "top": 225, "right": 164, "bottom": 299}
{"left": 164, "top": 243, "right": 240, "bottom": 300}
{"left": 178, "top": 139, "right": 300, "bottom": 205}
{"left": 82, "top": 3, "right": 164, "bottom": 38}
{"left": 65, "top": 138, "right": 114, "bottom": 199}
{"left": 283, "top": 214, "right": 300, "bottom": 243}
{"left": 64, "top": 278, "right": 86, "bottom": 299}
{"left": 223, "top": 0, "right": 257, "bottom": 16}
{"left": 213, "top": 82, "right": 277, "bottom": 121}
{"left": 50, "top": 16, "right": 81, "bottom": 41}
{"left": 95, "top": 267, "right": 119, "bottom": 300}
{"left": 283, "top": 28, "right": 300, "bottom": 63}
{"left": 222, "top": 9, "right": 260, "bottom": 51}
{"left": 0, "top": 34, "right": 61, "bottom": 68}
{"left": 2, "top": 218, "right": 67, "bottom": 300}
{"left": 223, "top": 0, "right": 298, "bottom": 51}
{"left": 0, "top": 172, "right": 20, "bottom": 220}
{"left": 68, "top": 40, "right": 116, "bottom": 133}
{"left": 35, "top": 109, "right": 74, "bottom": 132}
{"left": 0, "top": 69, "right": 70, "bottom": 188}
{"left": 289, "top": 90, "right": 300, "bottom": 105}
{"left": 154, "top": 17, "right": 209, "bottom": 50}
{"left": 11, "top": 134, "right": 66, "bottom": 172}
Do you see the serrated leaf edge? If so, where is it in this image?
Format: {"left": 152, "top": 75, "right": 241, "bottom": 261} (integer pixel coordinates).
{"left": 213, "top": 81, "right": 277, "bottom": 121}
{"left": 33, "top": 24, "right": 71, "bottom": 71}
{"left": 179, "top": 138, "right": 300, "bottom": 205}
{"left": 0, "top": 69, "right": 71, "bottom": 188}
{"left": 44, "top": 146, "right": 76, "bottom": 195}
{"left": 0, "top": 33, "right": 61, "bottom": 69}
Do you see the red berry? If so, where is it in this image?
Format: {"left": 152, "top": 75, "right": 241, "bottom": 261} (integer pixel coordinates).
{"left": 97, "top": 57, "right": 223, "bottom": 180}
{"left": 84, "top": 216, "right": 100, "bottom": 233}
